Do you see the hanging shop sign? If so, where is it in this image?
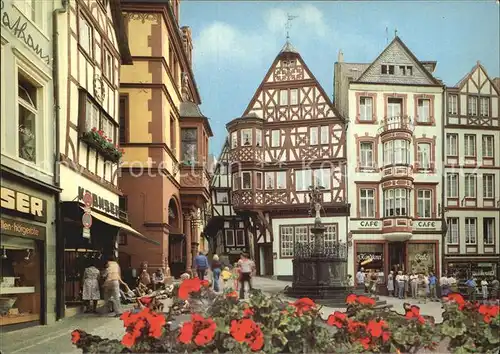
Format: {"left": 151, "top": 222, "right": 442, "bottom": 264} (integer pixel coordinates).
{"left": 78, "top": 187, "right": 119, "bottom": 217}
{"left": 1, "top": 186, "right": 47, "bottom": 223}
{"left": 82, "top": 191, "right": 92, "bottom": 239}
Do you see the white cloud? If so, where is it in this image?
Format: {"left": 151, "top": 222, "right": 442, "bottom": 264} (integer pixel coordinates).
{"left": 193, "top": 22, "right": 273, "bottom": 66}
{"left": 265, "top": 4, "right": 329, "bottom": 38}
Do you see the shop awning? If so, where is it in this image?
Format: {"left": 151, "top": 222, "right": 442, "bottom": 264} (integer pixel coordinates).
{"left": 79, "top": 206, "right": 159, "bottom": 246}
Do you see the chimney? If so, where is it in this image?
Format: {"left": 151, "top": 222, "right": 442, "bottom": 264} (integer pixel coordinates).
{"left": 181, "top": 26, "right": 193, "bottom": 67}
{"left": 338, "top": 50, "right": 344, "bottom": 63}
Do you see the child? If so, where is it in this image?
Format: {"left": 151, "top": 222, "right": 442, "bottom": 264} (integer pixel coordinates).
{"left": 232, "top": 263, "right": 240, "bottom": 291}
{"left": 221, "top": 266, "right": 232, "bottom": 289}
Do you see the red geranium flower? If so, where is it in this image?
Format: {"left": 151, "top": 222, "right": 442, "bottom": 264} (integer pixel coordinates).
{"left": 91, "top": 127, "right": 97, "bottom": 132}
{"left": 200, "top": 279, "right": 210, "bottom": 288}
{"left": 444, "top": 293, "right": 466, "bottom": 310}
{"left": 230, "top": 318, "right": 264, "bottom": 351}
{"left": 178, "top": 314, "right": 216, "bottom": 346}
{"left": 358, "top": 336, "right": 371, "bottom": 350}
{"left": 178, "top": 278, "right": 202, "bottom": 300}
{"left": 405, "top": 305, "right": 426, "bottom": 324}
{"left": 227, "top": 291, "right": 239, "bottom": 299}
{"left": 347, "top": 319, "right": 366, "bottom": 333}
{"left": 358, "top": 295, "right": 376, "bottom": 307}
{"left": 382, "top": 330, "right": 391, "bottom": 342}
{"left": 122, "top": 332, "right": 136, "bottom": 348}
{"left": 327, "top": 311, "right": 347, "bottom": 328}
{"left": 479, "top": 304, "right": 500, "bottom": 323}
{"left": 292, "top": 297, "right": 316, "bottom": 316}
{"left": 346, "top": 294, "right": 358, "bottom": 304}
{"left": 243, "top": 304, "right": 254, "bottom": 318}
{"left": 367, "top": 319, "right": 388, "bottom": 338}
{"left": 71, "top": 330, "right": 81, "bottom": 344}
{"left": 119, "top": 308, "right": 166, "bottom": 347}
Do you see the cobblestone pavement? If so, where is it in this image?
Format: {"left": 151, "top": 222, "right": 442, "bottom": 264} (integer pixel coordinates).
{"left": 0, "top": 277, "right": 447, "bottom": 353}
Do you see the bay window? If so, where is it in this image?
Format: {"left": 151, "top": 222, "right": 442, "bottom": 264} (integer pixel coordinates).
{"left": 264, "top": 171, "right": 287, "bottom": 189}
{"left": 18, "top": 74, "right": 38, "bottom": 163}
{"left": 256, "top": 172, "right": 263, "bottom": 189}
{"left": 384, "top": 188, "right": 408, "bottom": 217}
{"left": 383, "top": 139, "right": 409, "bottom": 165}
{"left": 181, "top": 128, "right": 197, "bottom": 164}
{"left": 241, "top": 172, "right": 252, "bottom": 189}
{"left": 256, "top": 129, "right": 262, "bottom": 147}
{"left": 294, "top": 168, "right": 331, "bottom": 191}
{"left": 265, "top": 172, "right": 275, "bottom": 189}
{"left": 231, "top": 131, "right": 238, "bottom": 148}
{"left": 417, "top": 189, "right": 432, "bottom": 218}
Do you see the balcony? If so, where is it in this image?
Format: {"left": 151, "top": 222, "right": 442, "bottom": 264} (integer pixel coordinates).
{"left": 381, "top": 216, "right": 413, "bottom": 241}
{"left": 380, "top": 165, "right": 414, "bottom": 181}
{"left": 378, "top": 116, "right": 415, "bottom": 136}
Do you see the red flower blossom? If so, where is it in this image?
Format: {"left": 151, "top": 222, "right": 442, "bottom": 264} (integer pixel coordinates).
{"left": 292, "top": 297, "right": 316, "bottom": 316}
{"left": 200, "top": 279, "right": 210, "bottom": 288}
{"left": 347, "top": 319, "right": 366, "bottom": 333}
{"left": 479, "top": 304, "right": 500, "bottom": 323}
{"left": 227, "top": 291, "right": 239, "bottom": 299}
{"left": 444, "top": 293, "right": 466, "bottom": 310}
{"left": 119, "top": 308, "right": 166, "bottom": 347}
{"left": 71, "top": 330, "right": 81, "bottom": 344}
{"left": 243, "top": 305, "right": 254, "bottom": 318}
{"left": 122, "top": 332, "right": 136, "bottom": 348}
{"left": 91, "top": 127, "right": 97, "bottom": 132}
{"left": 327, "top": 311, "right": 347, "bottom": 328}
{"left": 178, "top": 314, "right": 216, "bottom": 346}
{"left": 358, "top": 295, "right": 376, "bottom": 307}
{"left": 405, "top": 305, "right": 426, "bottom": 324}
{"left": 358, "top": 336, "right": 371, "bottom": 350}
{"left": 382, "top": 331, "right": 391, "bottom": 342}
{"left": 346, "top": 294, "right": 358, "bottom": 304}
{"left": 367, "top": 319, "right": 388, "bottom": 338}
{"left": 178, "top": 278, "right": 202, "bottom": 300}
{"left": 107, "top": 138, "right": 112, "bottom": 142}
{"left": 230, "top": 318, "right": 264, "bottom": 351}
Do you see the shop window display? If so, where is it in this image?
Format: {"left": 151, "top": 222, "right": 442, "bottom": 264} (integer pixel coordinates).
{"left": 356, "top": 244, "right": 384, "bottom": 273}
{"left": 407, "top": 243, "right": 435, "bottom": 274}
{"left": 0, "top": 235, "right": 42, "bottom": 326}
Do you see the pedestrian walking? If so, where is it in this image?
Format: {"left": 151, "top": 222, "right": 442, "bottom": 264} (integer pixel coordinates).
{"left": 238, "top": 253, "right": 255, "bottom": 299}
{"left": 410, "top": 271, "right": 418, "bottom": 299}
{"left": 102, "top": 255, "right": 124, "bottom": 317}
{"left": 466, "top": 277, "right": 477, "bottom": 302}
{"left": 387, "top": 271, "right": 395, "bottom": 297}
{"left": 440, "top": 274, "right": 449, "bottom": 297}
{"left": 481, "top": 278, "right": 489, "bottom": 303}
{"left": 82, "top": 259, "right": 100, "bottom": 313}
{"left": 428, "top": 272, "right": 438, "bottom": 301}
{"left": 211, "top": 254, "right": 222, "bottom": 292}
{"left": 448, "top": 274, "right": 458, "bottom": 293}
{"left": 417, "top": 274, "right": 427, "bottom": 304}
{"left": 356, "top": 267, "right": 365, "bottom": 292}
{"left": 490, "top": 277, "right": 499, "bottom": 301}
{"left": 396, "top": 271, "right": 405, "bottom": 299}
{"left": 194, "top": 252, "right": 209, "bottom": 280}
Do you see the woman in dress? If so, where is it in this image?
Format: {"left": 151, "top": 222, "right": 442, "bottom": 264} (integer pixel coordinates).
{"left": 387, "top": 271, "right": 395, "bottom": 297}
{"left": 82, "top": 259, "right": 101, "bottom": 313}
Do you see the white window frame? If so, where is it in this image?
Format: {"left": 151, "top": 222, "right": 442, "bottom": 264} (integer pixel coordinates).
{"left": 310, "top": 127, "right": 318, "bottom": 146}
{"left": 276, "top": 171, "right": 287, "bottom": 189}
{"left": 446, "top": 173, "right": 459, "bottom": 198}
{"left": 241, "top": 128, "right": 252, "bottom": 146}
{"left": 465, "top": 174, "right": 476, "bottom": 198}
{"left": 446, "top": 134, "right": 458, "bottom": 156}
{"left": 464, "top": 134, "right": 476, "bottom": 157}
{"left": 324, "top": 224, "right": 338, "bottom": 251}
{"left": 235, "top": 229, "right": 245, "bottom": 246}
{"left": 359, "top": 97, "right": 373, "bottom": 121}
{"left": 417, "top": 142, "right": 431, "bottom": 169}
{"left": 255, "top": 129, "right": 262, "bottom": 147}
{"left": 448, "top": 95, "right": 458, "bottom": 115}
{"left": 482, "top": 135, "right": 494, "bottom": 158}
{"left": 360, "top": 189, "right": 375, "bottom": 218}
{"left": 279, "top": 89, "right": 288, "bottom": 106}
{"left": 290, "top": 89, "right": 298, "bottom": 105}
{"left": 320, "top": 126, "right": 329, "bottom": 145}
{"left": 280, "top": 226, "right": 294, "bottom": 258}
{"left": 265, "top": 172, "right": 275, "bottom": 190}
{"left": 271, "top": 130, "right": 280, "bottom": 147}
{"left": 480, "top": 97, "right": 489, "bottom": 117}
{"left": 231, "top": 131, "right": 238, "bottom": 149}
{"left": 417, "top": 189, "right": 432, "bottom": 219}
{"left": 483, "top": 174, "right": 495, "bottom": 198}
{"left": 387, "top": 98, "right": 402, "bottom": 117}
{"left": 360, "top": 142, "right": 374, "bottom": 168}
{"left": 313, "top": 168, "right": 331, "bottom": 189}
{"left": 256, "top": 171, "right": 263, "bottom": 190}
{"left": 483, "top": 218, "right": 494, "bottom": 245}
{"left": 446, "top": 218, "right": 459, "bottom": 244}
{"left": 417, "top": 98, "right": 430, "bottom": 123}
{"left": 216, "top": 191, "right": 229, "bottom": 204}
{"left": 17, "top": 73, "right": 40, "bottom": 164}
{"left": 225, "top": 229, "right": 235, "bottom": 247}
{"left": 383, "top": 140, "right": 393, "bottom": 165}
{"left": 79, "top": 15, "right": 93, "bottom": 57}
{"left": 384, "top": 188, "right": 408, "bottom": 217}
{"left": 241, "top": 171, "right": 252, "bottom": 190}
{"left": 468, "top": 96, "right": 478, "bottom": 116}
{"left": 465, "top": 218, "right": 477, "bottom": 244}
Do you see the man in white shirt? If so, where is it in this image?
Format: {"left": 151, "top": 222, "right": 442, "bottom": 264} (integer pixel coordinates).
{"left": 356, "top": 268, "right": 365, "bottom": 289}
{"left": 396, "top": 271, "right": 405, "bottom": 299}
{"left": 237, "top": 253, "right": 255, "bottom": 299}
{"left": 410, "top": 272, "right": 418, "bottom": 299}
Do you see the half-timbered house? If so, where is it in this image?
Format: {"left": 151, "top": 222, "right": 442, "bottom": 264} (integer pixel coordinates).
{"left": 204, "top": 139, "right": 250, "bottom": 265}
{"left": 216, "top": 42, "right": 349, "bottom": 277}
{"left": 443, "top": 63, "right": 500, "bottom": 286}
{"left": 56, "top": 0, "right": 143, "bottom": 309}
{"left": 335, "top": 36, "right": 445, "bottom": 293}
{"left": 119, "top": 0, "right": 212, "bottom": 278}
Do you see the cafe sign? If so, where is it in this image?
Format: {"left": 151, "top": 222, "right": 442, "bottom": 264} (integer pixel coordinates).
{"left": 357, "top": 253, "right": 383, "bottom": 261}
{"left": 354, "top": 220, "right": 381, "bottom": 229}
{"left": 1, "top": 186, "right": 47, "bottom": 223}
{"left": 413, "top": 220, "right": 439, "bottom": 230}
{"left": 78, "top": 187, "right": 119, "bottom": 217}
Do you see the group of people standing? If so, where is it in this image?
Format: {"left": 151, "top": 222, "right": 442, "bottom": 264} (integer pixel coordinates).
{"left": 194, "top": 252, "right": 256, "bottom": 299}
{"left": 356, "top": 267, "right": 500, "bottom": 304}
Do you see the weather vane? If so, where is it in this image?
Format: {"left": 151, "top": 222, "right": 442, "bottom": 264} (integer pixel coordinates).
{"left": 285, "top": 13, "right": 298, "bottom": 41}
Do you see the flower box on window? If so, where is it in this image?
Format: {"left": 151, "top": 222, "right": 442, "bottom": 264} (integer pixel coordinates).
{"left": 81, "top": 128, "right": 124, "bottom": 163}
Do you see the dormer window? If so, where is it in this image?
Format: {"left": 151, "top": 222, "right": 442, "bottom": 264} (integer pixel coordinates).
{"left": 381, "top": 65, "right": 395, "bottom": 75}
{"left": 399, "top": 66, "right": 406, "bottom": 75}
{"left": 407, "top": 66, "right": 413, "bottom": 75}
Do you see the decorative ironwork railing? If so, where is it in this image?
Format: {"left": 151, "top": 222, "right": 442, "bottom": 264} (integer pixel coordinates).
{"left": 293, "top": 242, "right": 348, "bottom": 260}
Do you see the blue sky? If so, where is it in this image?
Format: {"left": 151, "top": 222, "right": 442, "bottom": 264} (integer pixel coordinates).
{"left": 180, "top": 1, "right": 500, "bottom": 156}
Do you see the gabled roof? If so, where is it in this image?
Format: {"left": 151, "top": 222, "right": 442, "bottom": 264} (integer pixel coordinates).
{"left": 452, "top": 61, "right": 500, "bottom": 96}
{"left": 356, "top": 36, "right": 441, "bottom": 85}
{"left": 241, "top": 41, "right": 344, "bottom": 122}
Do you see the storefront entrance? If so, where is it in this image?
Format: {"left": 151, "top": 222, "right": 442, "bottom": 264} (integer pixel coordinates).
{"left": 388, "top": 242, "right": 406, "bottom": 273}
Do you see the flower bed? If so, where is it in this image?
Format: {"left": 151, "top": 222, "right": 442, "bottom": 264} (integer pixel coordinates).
{"left": 71, "top": 278, "right": 499, "bottom": 353}
{"left": 81, "top": 128, "right": 124, "bottom": 163}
